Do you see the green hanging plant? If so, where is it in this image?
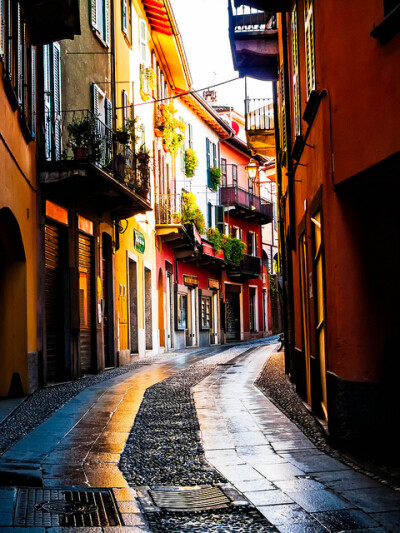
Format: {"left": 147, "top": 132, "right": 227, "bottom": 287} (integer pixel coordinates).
{"left": 181, "top": 192, "right": 205, "bottom": 234}
{"left": 209, "top": 166, "right": 221, "bottom": 191}
{"left": 159, "top": 102, "right": 185, "bottom": 156}
{"left": 184, "top": 148, "right": 198, "bottom": 178}
{"left": 206, "top": 228, "right": 223, "bottom": 253}
{"left": 222, "top": 236, "right": 245, "bottom": 266}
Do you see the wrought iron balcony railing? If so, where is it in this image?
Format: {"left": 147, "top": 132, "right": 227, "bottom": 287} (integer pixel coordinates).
{"left": 155, "top": 194, "right": 182, "bottom": 225}
{"left": 220, "top": 184, "right": 273, "bottom": 223}
{"left": 245, "top": 98, "right": 274, "bottom": 132}
{"left": 42, "top": 109, "right": 150, "bottom": 201}
{"left": 227, "top": 253, "right": 261, "bottom": 280}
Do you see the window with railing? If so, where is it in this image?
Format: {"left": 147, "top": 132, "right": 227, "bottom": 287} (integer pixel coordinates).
{"left": 89, "top": 0, "right": 110, "bottom": 46}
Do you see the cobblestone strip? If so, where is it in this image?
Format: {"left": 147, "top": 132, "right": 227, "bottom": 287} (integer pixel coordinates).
{"left": 119, "top": 341, "right": 279, "bottom": 533}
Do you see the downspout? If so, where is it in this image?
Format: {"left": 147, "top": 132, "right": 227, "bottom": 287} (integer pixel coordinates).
{"left": 110, "top": 0, "right": 116, "bottom": 129}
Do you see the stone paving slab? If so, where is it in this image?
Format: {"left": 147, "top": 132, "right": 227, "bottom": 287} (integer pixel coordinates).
{"left": 193, "top": 344, "right": 400, "bottom": 532}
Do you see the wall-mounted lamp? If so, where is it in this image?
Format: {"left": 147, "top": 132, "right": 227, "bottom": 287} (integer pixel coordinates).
{"left": 245, "top": 158, "right": 259, "bottom": 180}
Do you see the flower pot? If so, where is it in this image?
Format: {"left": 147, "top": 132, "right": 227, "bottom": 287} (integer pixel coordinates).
{"left": 115, "top": 131, "right": 130, "bottom": 144}
{"left": 73, "top": 147, "right": 88, "bottom": 160}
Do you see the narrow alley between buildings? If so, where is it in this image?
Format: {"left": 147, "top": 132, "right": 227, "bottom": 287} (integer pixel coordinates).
{"left": 0, "top": 339, "right": 399, "bottom": 532}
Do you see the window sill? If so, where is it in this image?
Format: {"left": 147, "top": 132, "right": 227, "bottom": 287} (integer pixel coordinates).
{"left": 371, "top": 4, "right": 400, "bottom": 44}
{"left": 92, "top": 27, "right": 109, "bottom": 48}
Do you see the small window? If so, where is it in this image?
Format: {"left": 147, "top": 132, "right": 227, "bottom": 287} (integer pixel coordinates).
{"left": 201, "top": 296, "right": 211, "bottom": 329}
{"left": 122, "top": 89, "right": 129, "bottom": 126}
{"left": 121, "top": 0, "right": 127, "bottom": 34}
{"left": 139, "top": 19, "right": 147, "bottom": 62}
{"left": 177, "top": 293, "right": 187, "bottom": 330}
{"left": 90, "top": 0, "right": 110, "bottom": 45}
{"left": 221, "top": 158, "right": 227, "bottom": 186}
{"left": 232, "top": 164, "right": 238, "bottom": 186}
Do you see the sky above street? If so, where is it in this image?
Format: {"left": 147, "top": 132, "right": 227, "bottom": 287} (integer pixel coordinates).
{"left": 169, "top": 0, "right": 272, "bottom": 115}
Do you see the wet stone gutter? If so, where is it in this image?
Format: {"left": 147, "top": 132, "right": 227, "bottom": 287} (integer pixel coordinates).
{"left": 119, "top": 345, "right": 279, "bottom": 533}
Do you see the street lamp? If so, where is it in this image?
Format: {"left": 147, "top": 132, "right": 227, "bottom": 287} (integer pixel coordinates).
{"left": 245, "top": 158, "right": 259, "bottom": 181}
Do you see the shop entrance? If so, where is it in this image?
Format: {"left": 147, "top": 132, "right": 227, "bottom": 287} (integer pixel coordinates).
{"left": 225, "top": 284, "right": 241, "bottom": 342}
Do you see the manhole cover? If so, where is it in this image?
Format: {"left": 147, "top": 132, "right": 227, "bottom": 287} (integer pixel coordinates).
{"left": 137, "top": 484, "right": 249, "bottom": 513}
{"left": 14, "top": 488, "right": 122, "bottom": 527}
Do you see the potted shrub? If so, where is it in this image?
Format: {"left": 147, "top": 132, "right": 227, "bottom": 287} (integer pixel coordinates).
{"left": 67, "top": 114, "right": 102, "bottom": 162}
{"left": 222, "top": 236, "right": 245, "bottom": 265}
{"left": 184, "top": 148, "right": 198, "bottom": 178}
{"left": 171, "top": 212, "right": 181, "bottom": 224}
{"left": 159, "top": 102, "right": 185, "bottom": 156}
{"left": 206, "top": 227, "right": 223, "bottom": 253}
{"left": 114, "top": 126, "right": 130, "bottom": 144}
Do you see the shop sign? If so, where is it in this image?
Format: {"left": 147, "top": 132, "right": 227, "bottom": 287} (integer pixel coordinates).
{"left": 134, "top": 229, "right": 145, "bottom": 254}
{"left": 208, "top": 279, "right": 220, "bottom": 290}
{"left": 183, "top": 274, "right": 198, "bottom": 287}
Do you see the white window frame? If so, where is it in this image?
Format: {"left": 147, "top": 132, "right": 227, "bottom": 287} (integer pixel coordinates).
{"left": 139, "top": 18, "right": 147, "bottom": 63}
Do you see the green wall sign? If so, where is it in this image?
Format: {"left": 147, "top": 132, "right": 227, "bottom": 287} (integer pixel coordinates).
{"left": 134, "top": 229, "right": 145, "bottom": 254}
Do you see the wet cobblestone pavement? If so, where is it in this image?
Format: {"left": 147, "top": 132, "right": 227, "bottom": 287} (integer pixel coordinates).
{"left": 120, "top": 342, "right": 279, "bottom": 532}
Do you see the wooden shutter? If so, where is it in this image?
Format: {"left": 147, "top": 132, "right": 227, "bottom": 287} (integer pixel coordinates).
{"left": 105, "top": 97, "right": 112, "bottom": 159}
{"left": 91, "top": 83, "right": 100, "bottom": 116}
{"left": 212, "top": 142, "right": 217, "bottom": 168}
{"left": 121, "top": 0, "right": 127, "bottom": 33}
{"left": 291, "top": 6, "right": 301, "bottom": 136}
{"left": 44, "top": 45, "right": 51, "bottom": 160}
{"left": 104, "top": 0, "right": 110, "bottom": 45}
{"left": 16, "top": 3, "right": 22, "bottom": 102}
{"left": 122, "top": 89, "right": 128, "bottom": 125}
{"left": 189, "top": 123, "right": 193, "bottom": 149}
{"left": 30, "top": 46, "right": 36, "bottom": 137}
{"left": 0, "top": 0, "right": 4, "bottom": 57}
{"left": 215, "top": 205, "right": 224, "bottom": 235}
{"left": 304, "top": 0, "right": 315, "bottom": 97}
{"left": 206, "top": 137, "right": 211, "bottom": 187}
{"left": 79, "top": 232, "right": 93, "bottom": 373}
{"left": 89, "top": 0, "right": 97, "bottom": 29}
{"left": 53, "top": 43, "right": 62, "bottom": 160}
{"left": 207, "top": 202, "right": 212, "bottom": 229}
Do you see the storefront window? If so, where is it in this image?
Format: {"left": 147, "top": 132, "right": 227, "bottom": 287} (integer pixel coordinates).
{"left": 177, "top": 293, "right": 187, "bottom": 330}
{"left": 201, "top": 296, "right": 211, "bottom": 329}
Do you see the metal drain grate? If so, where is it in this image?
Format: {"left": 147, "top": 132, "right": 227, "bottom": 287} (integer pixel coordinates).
{"left": 150, "top": 485, "right": 230, "bottom": 512}
{"left": 14, "top": 488, "right": 122, "bottom": 527}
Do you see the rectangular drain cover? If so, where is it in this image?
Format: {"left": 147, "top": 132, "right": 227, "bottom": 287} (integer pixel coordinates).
{"left": 14, "top": 488, "right": 122, "bottom": 527}
{"left": 137, "top": 484, "right": 249, "bottom": 513}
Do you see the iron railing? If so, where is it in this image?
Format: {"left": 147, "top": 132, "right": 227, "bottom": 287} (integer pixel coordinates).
{"left": 227, "top": 253, "right": 261, "bottom": 278}
{"left": 155, "top": 194, "right": 181, "bottom": 225}
{"left": 220, "top": 184, "right": 273, "bottom": 219}
{"left": 230, "top": 2, "right": 276, "bottom": 34}
{"left": 245, "top": 98, "right": 274, "bottom": 132}
{"left": 43, "top": 109, "right": 150, "bottom": 201}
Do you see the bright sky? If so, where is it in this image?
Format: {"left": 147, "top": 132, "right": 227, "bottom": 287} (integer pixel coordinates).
{"left": 169, "top": 0, "right": 272, "bottom": 116}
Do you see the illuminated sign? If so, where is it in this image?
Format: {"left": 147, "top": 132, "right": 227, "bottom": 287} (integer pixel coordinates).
{"left": 183, "top": 275, "right": 198, "bottom": 287}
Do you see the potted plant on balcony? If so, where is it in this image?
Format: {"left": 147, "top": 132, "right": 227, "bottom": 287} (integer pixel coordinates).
{"left": 139, "top": 64, "right": 156, "bottom": 102}
{"left": 171, "top": 212, "right": 181, "bottom": 224}
{"left": 222, "top": 236, "right": 245, "bottom": 266}
{"left": 181, "top": 192, "right": 205, "bottom": 234}
{"left": 159, "top": 102, "right": 185, "bottom": 156}
{"left": 67, "top": 114, "right": 102, "bottom": 162}
{"left": 209, "top": 166, "right": 221, "bottom": 191}
{"left": 206, "top": 227, "right": 223, "bottom": 253}
{"left": 114, "top": 125, "right": 130, "bottom": 145}
{"left": 184, "top": 148, "right": 198, "bottom": 178}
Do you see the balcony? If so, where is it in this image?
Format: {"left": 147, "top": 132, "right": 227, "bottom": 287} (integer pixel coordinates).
{"left": 39, "top": 110, "right": 151, "bottom": 220}
{"left": 228, "top": 1, "right": 279, "bottom": 81}
{"left": 155, "top": 194, "right": 201, "bottom": 259}
{"left": 20, "top": 0, "right": 80, "bottom": 45}
{"left": 227, "top": 253, "right": 261, "bottom": 281}
{"left": 245, "top": 98, "right": 275, "bottom": 157}
{"left": 220, "top": 185, "right": 273, "bottom": 224}
{"left": 232, "top": 0, "right": 291, "bottom": 11}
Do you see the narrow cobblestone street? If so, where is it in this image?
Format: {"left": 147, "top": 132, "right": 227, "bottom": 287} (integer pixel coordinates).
{"left": 0, "top": 340, "right": 399, "bottom": 532}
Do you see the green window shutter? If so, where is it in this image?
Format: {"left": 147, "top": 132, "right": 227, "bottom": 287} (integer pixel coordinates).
{"left": 122, "top": 89, "right": 128, "bottom": 125}
{"left": 91, "top": 83, "right": 99, "bottom": 117}
{"left": 215, "top": 205, "right": 224, "bottom": 235}
{"left": 121, "top": 0, "right": 127, "bottom": 33}
{"left": 189, "top": 123, "right": 193, "bottom": 149}
{"left": 89, "top": 0, "right": 97, "bottom": 29}
{"left": 212, "top": 142, "right": 217, "bottom": 168}
{"left": 30, "top": 46, "right": 36, "bottom": 137}
{"left": 206, "top": 137, "right": 211, "bottom": 187}
{"left": 104, "top": 0, "right": 110, "bottom": 45}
